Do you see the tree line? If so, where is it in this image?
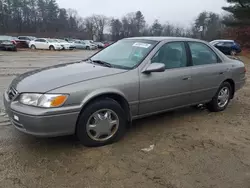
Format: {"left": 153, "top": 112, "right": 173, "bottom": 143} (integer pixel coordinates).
{"left": 0, "top": 0, "right": 249, "bottom": 45}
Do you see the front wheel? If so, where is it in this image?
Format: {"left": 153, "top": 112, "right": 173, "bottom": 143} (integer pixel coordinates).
{"left": 207, "top": 82, "right": 232, "bottom": 112}
{"left": 31, "top": 45, "right": 36, "bottom": 50}
{"left": 76, "top": 98, "right": 127, "bottom": 147}
{"left": 86, "top": 46, "right": 90, "bottom": 50}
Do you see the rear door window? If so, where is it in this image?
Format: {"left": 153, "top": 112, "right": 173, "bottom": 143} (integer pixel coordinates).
{"left": 188, "top": 42, "right": 219, "bottom": 66}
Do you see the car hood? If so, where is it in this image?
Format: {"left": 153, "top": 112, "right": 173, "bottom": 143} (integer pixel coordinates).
{"left": 11, "top": 61, "right": 128, "bottom": 93}
{"left": 50, "top": 42, "right": 61, "bottom": 45}
{"left": 60, "top": 42, "right": 71, "bottom": 45}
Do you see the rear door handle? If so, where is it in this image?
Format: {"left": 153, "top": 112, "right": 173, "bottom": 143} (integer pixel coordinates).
{"left": 182, "top": 76, "right": 191, "bottom": 80}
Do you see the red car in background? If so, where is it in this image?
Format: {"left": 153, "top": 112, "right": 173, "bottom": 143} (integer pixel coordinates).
{"left": 103, "top": 41, "right": 114, "bottom": 48}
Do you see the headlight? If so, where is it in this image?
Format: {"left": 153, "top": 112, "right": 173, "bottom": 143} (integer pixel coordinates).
{"left": 19, "top": 93, "right": 68, "bottom": 108}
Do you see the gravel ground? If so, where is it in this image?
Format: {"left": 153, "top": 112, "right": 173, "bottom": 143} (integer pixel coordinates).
{"left": 0, "top": 50, "right": 249, "bottom": 188}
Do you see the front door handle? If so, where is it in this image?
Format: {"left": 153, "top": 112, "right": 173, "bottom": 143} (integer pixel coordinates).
{"left": 182, "top": 76, "right": 191, "bottom": 80}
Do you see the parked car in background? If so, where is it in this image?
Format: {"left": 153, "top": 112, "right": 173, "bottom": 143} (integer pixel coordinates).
{"left": 54, "top": 39, "right": 76, "bottom": 50}
{"left": 18, "top": 36, "right": 36, "bottom": 43}
{"left": 103, "top": 41, "right": 114, "bottom": 48}
{"left": 94, "top": 42, "right": 105, "bottom": 49}
{"left": 210, "top": 40, "right": 241, "bottom": 56}
{"left": 72, "top": 40, "right": 87, "bottom": 49}
{"left": 82, "top": 40, "right": 98, "bottom": 50}
{"left": 17, "top": 36, "right": 36, "bottom": 48}
{"left": 29, "top": 38, "right": 63, "bottom": 50}
{"left": 0, "top": 35, "right": 17, "bottom": 51}
{"left": 3, "top": 37, "right": 246, "bottom": 147}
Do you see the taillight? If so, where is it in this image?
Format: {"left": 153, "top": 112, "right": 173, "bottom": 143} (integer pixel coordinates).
{"left": 12, "top": 40, "right": 17, "bottom": 45}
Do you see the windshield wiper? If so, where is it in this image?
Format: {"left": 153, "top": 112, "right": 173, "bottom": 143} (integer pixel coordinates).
{"left": 91, "top": 60, "right": 113, "bottom": 68}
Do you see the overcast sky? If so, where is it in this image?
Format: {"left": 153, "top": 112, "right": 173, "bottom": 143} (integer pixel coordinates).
{"left": 57, "top": 0, "right": 227, "bottom": 26}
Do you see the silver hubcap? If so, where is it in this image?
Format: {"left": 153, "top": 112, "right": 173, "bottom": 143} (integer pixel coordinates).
{"left": 217, "top": 87, "right": 230, "bottom": 108}
{"left": 86, "top": 109, "right": 119, "bottom": 141}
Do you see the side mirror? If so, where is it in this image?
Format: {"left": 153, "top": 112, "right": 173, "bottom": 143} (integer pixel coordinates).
{"left": 142, "top": 63, "right": 165, "bottom": 74}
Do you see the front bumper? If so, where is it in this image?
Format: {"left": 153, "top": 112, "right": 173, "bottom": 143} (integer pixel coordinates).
{"left": 3, "top": 91, "right": 79, "bottom": 137}
{"left": 63, "top": 46, "right": 75, "bottom": 50}
{"left": 55, "top": 46, "right": 63, "bottom": 50}
{"left": 90, "top": 46, "right": 98, "bottom": 50}
{"left": 2, "top": 45, "right": 16, "bottom": 50}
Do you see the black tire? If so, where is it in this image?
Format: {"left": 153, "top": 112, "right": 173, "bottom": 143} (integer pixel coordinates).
{"left": 76, "top": 98, "right": 127, "bottom": 147}
{"left": 86, "top": 46, "right": 90, "bottom": 50}
{"left": 207, "top": 82, "right": 232, "bottom": 112}
{"left": 12, "top": 47, "right": 17, "bottom": 52}
{"left": 49, "top": 45, "right": 55, "bottom": 51}
{"left": 31, "top": 45, "right": 36, "bottom": 50}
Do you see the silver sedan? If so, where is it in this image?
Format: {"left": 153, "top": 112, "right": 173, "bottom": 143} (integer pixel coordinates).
{"left": 3, "top": 37, "right": 246, "bottom": 147}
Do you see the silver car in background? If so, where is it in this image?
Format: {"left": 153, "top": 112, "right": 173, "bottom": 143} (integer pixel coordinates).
{"left": 54, "top": 39, "right": 76, "bottom": 50}
{"left": 72, "top": 40, "right": 87, "bottom": 49}
{"left": 3, "top": 37, "right": 246, "bottom": 147}
{"left": 82, "top": 40, "right": 98, "bottom": 50}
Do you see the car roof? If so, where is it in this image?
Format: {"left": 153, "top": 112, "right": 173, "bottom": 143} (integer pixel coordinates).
{"left": 0, "top": 35, "right": 13, "bottom": 39}
{"left": 18, "top": 36, "right": 34, "bottom": 37}
{"left": 0, "top": 35, "right": 12, "bottom": 37}
{"left": 125, "top": 36, "right": 203, "bottom": 42}
{"left": 210, "top": 39, "right": 234, "bottom": 43}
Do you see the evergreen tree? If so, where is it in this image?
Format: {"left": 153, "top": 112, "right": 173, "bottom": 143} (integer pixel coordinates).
{"left": 222, "top": 0, "right": 250, "bottom": 26}
{"left": 134, "top": 11, "right": 145, "bottom": 36}
{"left": 150, "top": 20, "right": 163, "bottom": 36}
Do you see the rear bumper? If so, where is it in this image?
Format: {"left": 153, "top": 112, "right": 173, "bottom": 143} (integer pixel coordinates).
{"left": 3, "top": 92, "right": 79, "bottom": 137}
{"left": 235, "top": 78, "right": 246, "bottom": 91}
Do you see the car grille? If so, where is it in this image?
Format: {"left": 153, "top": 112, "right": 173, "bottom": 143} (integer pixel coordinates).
{"left": 7, "top": 87, "right": 18, "bottom": 100}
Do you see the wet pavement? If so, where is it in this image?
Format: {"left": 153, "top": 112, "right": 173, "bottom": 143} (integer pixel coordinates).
{"left": 0, "top": 50, "right": 250, "bottom": 188}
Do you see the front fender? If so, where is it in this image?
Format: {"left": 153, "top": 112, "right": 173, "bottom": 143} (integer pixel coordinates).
{"left": 80, "top": 88, "right": 128, "bottom": 107}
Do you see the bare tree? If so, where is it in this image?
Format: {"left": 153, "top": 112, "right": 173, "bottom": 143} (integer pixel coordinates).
{"left": 84, "top": 16, "right": 95, "bottom": 40}
{"left": 92, "top": 14, "right": 109, "bottom": 41}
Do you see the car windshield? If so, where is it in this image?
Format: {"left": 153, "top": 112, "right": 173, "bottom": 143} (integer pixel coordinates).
{"left": 91, "top": 39, "right": 157, "bottom": 69}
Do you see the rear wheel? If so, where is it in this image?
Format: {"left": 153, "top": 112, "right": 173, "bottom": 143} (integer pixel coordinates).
{"left": 207, "top": 82, "right": 232, "bottom": 112}
{"left": 86, "top": 46, "right": 90, "bottom": 50}
{"left": 49, "top": 45, "right": 55, "bottom": 51}
{"left": 76, "top": 98, "right": 127, "bottom": 147}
